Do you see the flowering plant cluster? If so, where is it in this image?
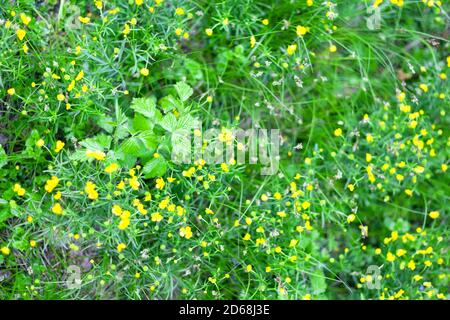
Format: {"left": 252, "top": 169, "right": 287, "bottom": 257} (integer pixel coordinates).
{"left": 0, "top": 0, "right": 448, "bottom": 300}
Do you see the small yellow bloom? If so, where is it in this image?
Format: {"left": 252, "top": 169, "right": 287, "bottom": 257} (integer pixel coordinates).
{"left": 151, "top": 212, "right": 163, "bottom": 222}
{"left": 51, "top": 203, "right": 63, "bottom": 215}
{"left": 373, "top": 0, "right": 383, "bottom": 8}
{"left": 105, "top": 163, "right": 119, "bottom": 173}
{"left": 117, "top": 243, "right": 126, "bottom": 252}
{"left": 175, "top": 7, "right": 185, "bottom": 15}
{"left": 44, "top": 176, "right": 59, "bottom": 193}
{"left": 13, "top": 183, "right": 26, "bottom": 196}
{"left": 155, "top": 177, "right": 165, "bottom": 190}
{"left": 57, "top": 93, "right": 65, "bottom": 101}
{"left": 296, "top": 25, "right": 309, "bottom": 37}
{"left": 79, "top": 16, "right": 90, "bottom": 24}
{"left": 86, "top": 150, "right": 106, "bottom": 161}
{"left": 140, "top": 68, "right": 149, "bottom": 77}
{"left": 118, "top": 218, "right": 130, "bottom": 230}
{"left": 429, "top": 211, "right": 439, "bottom": 219}
{"left": 221, "top": 163, "right": 229, "bottom": 172}
{"left": 16, "top": 29, "right": 26, "bottom": 41}
{"left": 85, "top": 181, "right": 99, "bottom": 200}
{"left": 54, "top": 140, "right": 65, "bottom": 153}
{"left": 205, "top": 28, "right": 213, "bottom": 36}
{"left": 287, "top": 44, "right": 297, "bottom": 56}
{"left": 129, "top": 176, "right": 140, "bottom": 190}
{"left": 413, "top": 166, "right": 425, "bottom": 174}
{"left": 179, "top": 226, "right": 193, "bottom": 239}
{"left": 419, "top": 83, "right": 428, "bottom": 92}
{"left": 75, "top": 70, "right": 84, "bottom": 81}
{"left": 386, "top": 252, "right": 396, "bottom": 262}
{"left": 22, "top": 43, "right": 29, "bottom": 54}
{"left": 334, "top": 128, "right": 342, "bottom": 137}
{"left": 20, "top": 13, "right": 31, "bottom": 26}
{"left": 407, "top": 260, "right": 416, "bottom": 270}
{"left": 347, "top": 214, "right": 356, "bottom": 223}
{"left": 250, "top": 36, "right": 256, "bottom": 48}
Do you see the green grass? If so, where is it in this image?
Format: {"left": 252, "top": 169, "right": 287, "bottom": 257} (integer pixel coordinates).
{"left": 0, "top": 0, "right": 449, "bottom": 300}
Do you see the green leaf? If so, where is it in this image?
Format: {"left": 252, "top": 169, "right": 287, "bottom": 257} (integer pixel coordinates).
{"left": 0, "top": 207, "right": 12, "bottom": 224}
{"left": 119, "top": 132, "right": 157, "bottom": 157}
{"left": 119, "top": 136, "right": 145, "bottom": 157}
{"left": 176, "top": 114, "right": 195, "bottom": 131}
{"left": 142, "top": 157, "right": 168, "bottom": 178}
{"left": 159, "top": 94, "right": 181, "bottom": 113}
{"left": 131, "top": 97, "right": 157, "bottom": 118}
{"left": 159, "top": 113, "right": 178, "bottom": 132}
{"left": 132, "top": 114, "right": 153, "bottom": 132}
{"left": 0, "top": 144, "right": 7, "bottom": 169}
{"left": 69, "top": 149, "right": 88, "bottom": 161}
{"left": 79, "top": 134, "right": 112, "bottom": 151}
{"left": 97, "top": 116, "right": 115, "bottom": 133}
{"left": 140, "top": 131, "right": 158, "bottom": 151}
{"left": 22, "top": 129, "right": 41, "bottom": 157}
{"left": 185, "top": 58, "right": 204, "bottom": 81}
{"left": 114, "top": 106, "right": 130, "bottom": 140}
{"left": 132, "top": 110, "right": 162, "bottom": 133}
{"left": 174, "top": 81, "right": 193, "bottom": 102}
{"left": 311, "top": 269, "right": 327, "bottom": 295}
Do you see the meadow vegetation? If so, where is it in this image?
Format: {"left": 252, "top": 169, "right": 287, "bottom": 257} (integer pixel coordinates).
{"left": 0, "top": 0, "right": 448, "bottom": 299}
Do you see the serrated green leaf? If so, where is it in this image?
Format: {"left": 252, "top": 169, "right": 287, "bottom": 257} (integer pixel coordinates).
{"left": 119, "top": 136, "right": 145, "bottom": 157}
{"left": 160, "top": 113, "right": 178, "bottom": 132}
{"left": 159, "top": 94, "right": 181, "bottom": 113}
{"left": 97, "top": 116, "right": 115, "bottom": 133}
{"left": 119, "top": 131, "right": 157, "bottom": 158}
{"left": 22, "top": 129, "right": 41, "bottom": 157}
{"left": 184, "top": 58, "right": 204, "bottom": 81}
{"left": 0, "top": 208, "right": 12, "bottom": 224}
{"left": 132, "top": 114, "right": 153, "bottom": 132}
{"left": 176, "top": 114, "right": 195, "bottom": 131}
{"left": 132, "top": 110, "right": 162, "bottom": 133}
{"left": 131, "top": 97, "right": 157, "bottom": 118}
{"left": 79, "top": 134, "right": 112, "bottom": 151}
{"left": 311, "top": 269, "right": 327, "bottom": 295}
{"left": 142, "top": 157, "right": 168, "bottom": 178}
{"left": 174, "top": 81, "right": 193, "bottom": 102}
{"left": 140, "top": 131, "right": 158, "bottom": 151}
{"left": 0, "top": 144, "right": 7, "bottom": 169}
